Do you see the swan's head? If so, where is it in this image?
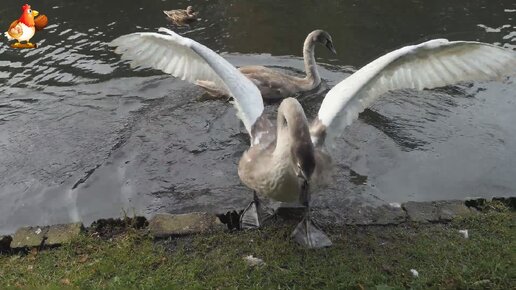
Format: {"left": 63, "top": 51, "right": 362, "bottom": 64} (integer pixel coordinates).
{"left": 311, "top": 30, "right": 337, "bottom": 55}
{"left": 278, "top": 98, "right": 316, "bottom": 181}
{"left": 291, "top": 139, "right": 316, "bottom": 181}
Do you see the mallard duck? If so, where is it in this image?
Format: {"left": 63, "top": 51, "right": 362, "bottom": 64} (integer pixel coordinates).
{"left": 110, "top": 28, "right": 516, "bottom": 248}
{"left": 196, "top": 30, "right": 337, "bottom": 100}
{"left": 163, "top": 6, "right": 198, "bottom": 26}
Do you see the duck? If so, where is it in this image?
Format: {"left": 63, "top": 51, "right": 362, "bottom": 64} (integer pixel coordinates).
{"left": 4, "top": 4, "right": 47, "bottom": 49}
{"left": 196, "top": 30, "right": 337, "bottom": 100}
{"left": 163, "top": 6, "right": 198, "bottom": 26}
{"left": 110, "top": 28, "right": 516, "bottom": 248}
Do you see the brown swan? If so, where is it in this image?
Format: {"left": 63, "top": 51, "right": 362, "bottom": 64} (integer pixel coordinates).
{"left": 111, "top": 28, "right": 516, "bottom": 248}
{"left": 196, "top": 30, "right": 337, "bottom": 100}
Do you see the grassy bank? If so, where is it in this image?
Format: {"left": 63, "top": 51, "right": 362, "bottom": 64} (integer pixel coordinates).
{"left": 0, "top": 206, "right": 514, "bottom": 289}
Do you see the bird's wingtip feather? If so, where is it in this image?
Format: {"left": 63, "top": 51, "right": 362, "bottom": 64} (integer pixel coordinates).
{"left": 419, "top": 38, "right": 449, "bottom": 49}
{"left": 158, "top": 27, "right": 176, "bottom": 36}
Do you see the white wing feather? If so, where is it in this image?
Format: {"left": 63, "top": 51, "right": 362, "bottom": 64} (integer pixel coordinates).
{"left": 316, "top": 39, "right": 516, "bottom": 145}
{"left": 109, "top": 28, "right": 264, "bottom": 136}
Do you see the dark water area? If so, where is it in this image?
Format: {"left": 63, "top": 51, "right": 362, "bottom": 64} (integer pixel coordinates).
{"left": 0, "top": 0, "right": 514, "bottom": 234}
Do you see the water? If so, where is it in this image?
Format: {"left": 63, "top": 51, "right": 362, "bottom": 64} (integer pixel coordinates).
{"left": 0, "top": 0, "right": 515, "bottom": 234}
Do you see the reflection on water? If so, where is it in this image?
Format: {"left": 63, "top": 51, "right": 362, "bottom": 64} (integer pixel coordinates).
{"left": 0, "top": 0, "right": 515, "bottom": 234}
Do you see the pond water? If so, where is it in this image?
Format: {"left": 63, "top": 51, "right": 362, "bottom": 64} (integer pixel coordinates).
{"left": 0, "top": 0, "right": 515, "bottom": 234}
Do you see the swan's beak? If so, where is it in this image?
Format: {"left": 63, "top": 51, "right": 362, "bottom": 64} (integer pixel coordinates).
{"left": 297, "top": 167, "right": 309, "bottom": 181}
{"left": 326, "top": 41, "right": 337, "bottom": 55}
{"left": 295, "top": 160, "right": 313, "bottom": 183}
{"left": 291, "top": 138, "right": 316, "bottom": 183}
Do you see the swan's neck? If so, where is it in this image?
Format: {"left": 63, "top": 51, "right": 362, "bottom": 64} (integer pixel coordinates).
{"left": 274, "top": 98, "right": 315, "bottom": 177}
{"left": 302, "top": 34, "right": 321, "bottom": 88}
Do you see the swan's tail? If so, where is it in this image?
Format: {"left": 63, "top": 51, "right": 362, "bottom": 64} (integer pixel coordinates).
{"left": 195, "top": 80, "right": 229, "bottom": 98}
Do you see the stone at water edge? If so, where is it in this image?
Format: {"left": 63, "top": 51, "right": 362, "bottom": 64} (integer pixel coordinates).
{"left": 10, "top": 226, "right": 49, "bottom": 248}
{"left": 403, "top": 200, "right": 473, "bottom": 223}
{"left": 149, "top": 212, "right": 225, "bottom": 238}
{"left": 350, "top": 205, "right": 407, "bottom": 225}
{"left": 45, "top": 223, "right": 84, "bottom": 246}
{"left": 435, "top": 201, "right": 473, "bottom": 221}
{"left": 403, "top": 202, "right": 437, "bottom": 223}
{"left": 9, "top": 223, "right": 84, "bottom": 248}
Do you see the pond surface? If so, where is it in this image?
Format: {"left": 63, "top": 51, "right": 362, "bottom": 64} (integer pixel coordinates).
{"left": 0, "top": 0, "right": 515, "bottom": 234}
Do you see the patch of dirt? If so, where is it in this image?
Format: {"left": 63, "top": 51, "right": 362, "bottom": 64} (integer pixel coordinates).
{"left": 0, "top": 236, "right": 12, "bottom": 253}
{"left": 88, "top": 216, "right": 148, "bottom": 239}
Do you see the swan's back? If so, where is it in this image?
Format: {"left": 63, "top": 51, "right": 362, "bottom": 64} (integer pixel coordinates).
{"left": 239, "top": 66, "right": 312, "bottom": 100}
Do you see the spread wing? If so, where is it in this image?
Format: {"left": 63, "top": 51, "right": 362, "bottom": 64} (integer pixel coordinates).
{"left": 312, "top": 39, "right": 516, "bottom": 147}
{"left": 109, "top": 28, "right": 264, "bottom": 138}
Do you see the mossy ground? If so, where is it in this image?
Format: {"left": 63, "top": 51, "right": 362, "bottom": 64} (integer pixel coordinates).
{"left": 0, "top": 205, "right": 514, "bottom": 289}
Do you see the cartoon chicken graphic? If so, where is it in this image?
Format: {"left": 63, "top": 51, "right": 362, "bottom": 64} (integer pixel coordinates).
{"left": 4, "top": 4, "right": 48, "bottom": 49}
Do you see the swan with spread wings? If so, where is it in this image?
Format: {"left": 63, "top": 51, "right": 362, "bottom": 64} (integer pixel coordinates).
{"left": 110, "top": 28, "right": 516, "bottom": 248}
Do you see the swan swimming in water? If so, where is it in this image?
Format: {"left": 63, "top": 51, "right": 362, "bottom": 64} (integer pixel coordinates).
{"left": 196, "top": 30, "right": 337, "bottom": 100}
{"left": 110, "top": 28, "right": 516, "bottom": 248}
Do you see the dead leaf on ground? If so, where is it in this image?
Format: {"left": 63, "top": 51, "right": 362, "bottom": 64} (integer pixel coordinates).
{"left": 78, "top": 254, "right": 89, "bottom": 263}
{"left": 60, "top": 278, "right": 71, "bottom": 285}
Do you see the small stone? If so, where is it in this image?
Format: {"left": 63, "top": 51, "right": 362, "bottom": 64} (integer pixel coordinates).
{"left": 10, "top": 226, "right": 49, "bottom": 248}
{"left": 149, "top": 212, "right": 224, "bottom": 238}
{"left": 0, "top": 235, "right": 12, "bottom": 252}
{"left": 243, "top": 255, "right": 265, "bottom": 267}
{"left": 458, "top": 229, "right": 469, "bottom": 239}
{"left": 45, "top": 223, "right": 84, "bottom": 246}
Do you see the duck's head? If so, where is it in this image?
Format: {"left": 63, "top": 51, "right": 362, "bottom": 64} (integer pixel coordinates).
{"left": 186, "top": 6, "right": 196, "bottom": 15}
{"left": 312, "top": 30, "right": 337, "bottom": 55}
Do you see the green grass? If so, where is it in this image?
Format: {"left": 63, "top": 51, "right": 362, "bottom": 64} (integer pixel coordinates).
{"left": 0, "top": 208, "right": 514, "bottom": 289}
